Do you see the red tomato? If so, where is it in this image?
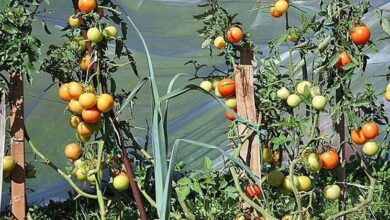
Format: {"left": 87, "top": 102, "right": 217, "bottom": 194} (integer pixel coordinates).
{"left": 225, "top": 109, "right": 237, "bottom": 121}
{"left": 320, "top": 149, "right": 340, "bottom": 170}
{"left": 227, "top": 27, "right": 243, "bottom": 44}
{"left": 218, "top": 78, "right": 236, "bottom": 97}
{"left": 245, "top": 184, "right": 262, "bottom": 199}
{"left": 350, "top": 24, "right": 370, "bottom": 45}
{"left": 361, "top": 122, "right": 379, "bottom": 139}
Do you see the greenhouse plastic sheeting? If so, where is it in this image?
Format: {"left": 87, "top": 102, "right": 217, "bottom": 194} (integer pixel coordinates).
{"left": 1, "top": 0, "right": 390, "bottom": 208}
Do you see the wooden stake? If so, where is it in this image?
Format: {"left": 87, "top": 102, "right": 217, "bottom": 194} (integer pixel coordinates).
{"left": 234, "top": 49, "right": 260, "bottom": 176}
{"left": 0, "top": 91, "right": 6, "bottom": 209}
{"left": 10, "top": 71, "right": 26, "bottom": 219}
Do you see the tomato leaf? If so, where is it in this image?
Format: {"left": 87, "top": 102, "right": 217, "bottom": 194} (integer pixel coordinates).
{"left": 177, "top": 177, "right": 191, "bottom": 186}
{"left": 318, "top": 35, "right": 331, "bottom": 52}
{"left": 381, "top": 18, "right": 390, "bottom": 37}
{"left": 276, "top": 32, "right": 288, "bottom": 47}
{"left": 177, "top": 186, "right": 190, "bottom": 202}
{"left": 293, "top": 59, "right": 306, "bottom": 74}
{"left": 203, "top": 156, "right": 212, "bottom": 170}
{"left": 328, "top": 53, "right": 340, "bottom": 67}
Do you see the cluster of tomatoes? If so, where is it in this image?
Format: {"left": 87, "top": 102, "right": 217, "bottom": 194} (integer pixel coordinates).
{"left": 261, "top": 148, "right": 340, "bottom": 200}
{"left": 245, "top": 183, "right": 262, "bottom": 199}
{"left": 213, "top": 26, "right": 244, "bottom": 50}
{"left": 199, "top": 26, "right": 248, "bottom": 121}
{"left": 351, "top": 122, "right": 380, "bottom": 156}
{"left": 59, "top": 82, "right": 113, "bottom": 142}
{"left": 200, "top": 77, "right": 238, "bottom": 121}
{"left": 270, "top": 0, "right": 289, "bottom": 18}
{"left": 56, "top": 0, "right": 130, "bottom": 191}
{"left": 69, "top": 0, "right": 118, "bottom": 73}
{"left": 277, "top": 81, "right": 327, "bottom": 111}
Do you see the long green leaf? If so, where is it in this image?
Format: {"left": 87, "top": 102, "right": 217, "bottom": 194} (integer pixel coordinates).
{"left": 126, "top": 15, "right": 167, "bottom": 216}
{"left": 163, "top": 73, "right": 191, "bottom": 156}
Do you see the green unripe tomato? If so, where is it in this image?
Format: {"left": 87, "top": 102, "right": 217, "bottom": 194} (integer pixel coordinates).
{"left": 200, "top": 80, "right": 213, "bottom": 92}
{"left": 224, "top": 96, "right": 237, "bottom": 109}
{"left": 362, "top": 141, "right": 379, "bottom": 157}
{"left": 267, "top": 171, "right": 284, "bottom": 187}
{"left": 87, "top": 169, "right": 104, "bottom": 185}
{"left": 113, "top": 173, "right": 130, "bottom": 191}
{"left": 323, "top": 184, "right": 341, "bottom": 201}
{"left": 87, "top": 27, "right": 103, "bottom": 43}
{"left": 103, "top": 26, "right": 118, "bottom": 40}
{"left": 3, "top": 156, "right": 16, "bottom": 172}
{"left": 73, "top": 167, "right": 87, "bottom": 181}
{"left": 296, "top": 81, "right": 312, "bottom": 95}
{"left": 287, "top": 94, "right": 301, "bottom": 108}
{"left": 277, "top": 87, "right": 290, "bottom": 100}
{"left": 312, "top": 95, "right": 327, "bottom": 110}
{"left": 282, "top": 175, "right": 300, "bottom": 192}
{"left": 305, "top": 153, "right": 322, "bottom": 172}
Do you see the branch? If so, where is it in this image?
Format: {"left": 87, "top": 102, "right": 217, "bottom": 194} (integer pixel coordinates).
{"left": 289, "top": 159, "right": 303, "bottom": 220}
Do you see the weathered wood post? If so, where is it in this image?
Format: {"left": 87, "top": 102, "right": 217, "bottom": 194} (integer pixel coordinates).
{"left": 0, "top": 91, "right": 6, "bottom": 209}
{"left": 234, "top": 48, "right": 260, "bottom": 176}
{"left": 10, "top": 71, "right": 26, "bottom": 219}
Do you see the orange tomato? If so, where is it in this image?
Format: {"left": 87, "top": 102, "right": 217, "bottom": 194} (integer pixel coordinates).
{"left": 68, "top": 82, "right": 83, "bottom": 99}
{"left": 361, "top": 122, "right": 379, "bottom": 139}
{"left": 320, "top": 149, "right": 340, "bottom": 170}
{"left": 336, "top": 51, "right": 352, "bottom": 71}
{"left": 225, "top": 109, "right": 237, "bottom": 121}
{"left": 274, "top": 0, "right": 289, "bottom": 14}
{"left": 80, "top": 54, "right": 91, "bottom": 72}
{"left": 78, "top": 0, "right": 96, "bottom": 13}
{"left": 218, "top": 78, "right": 236, "bottom": 97}
{"left": 59, "top": 83, "right": 72, "bottom": 102}
{"left": 77, "top": 121, "right": 94, "bottom": 137}
{"left": 270, "top": 7, "right": 283, "bottom": 18}
{"left": 69, "top": 99, "right": 84, "bottom": 115}
{"left": 64, "top": 143, "right": 82, "bottom": 160}
{"left": 351, "top": 129, "right": 367, "bottom": 145}
{"left": 79, "top": 93, "right": 97, "bottom": 109}
{"left": 227, "top": 27, "right": 244, "bottom": 44}
{"left": 82, "top": 107, "right": 101, "bottom": 123}
{"left": 350, "top": 24, "right": 370, "bottom": 45}
{"left": 96, "top": 93, "right": 114, "bottom": 113}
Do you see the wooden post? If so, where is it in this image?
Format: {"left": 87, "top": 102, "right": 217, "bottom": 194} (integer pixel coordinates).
{"left": 0, "top": 91, "right": 6, "bottom": 209}
{"left": 234, "top": 48, "right": 260, "bottom": 176}
{"left": 10, "top": 71, "right": 26, "bottom": 219}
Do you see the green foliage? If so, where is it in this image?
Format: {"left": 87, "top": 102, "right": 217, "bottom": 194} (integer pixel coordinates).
{"left": 175, "top": 157, "right": 239, "bottom": 219}
{"left": 0, "top": 0, "right": 46, "bottom": 85}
